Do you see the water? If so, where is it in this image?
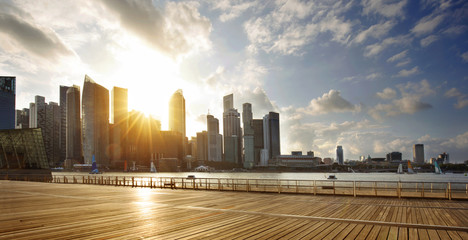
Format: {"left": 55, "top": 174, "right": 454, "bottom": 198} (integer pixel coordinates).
{"left": 53, "top": 172, "right": 468, "bottom": 183}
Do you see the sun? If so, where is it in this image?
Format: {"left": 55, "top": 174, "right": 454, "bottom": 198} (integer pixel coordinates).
{"left": 110, "top": 42, "right": 183, "bottom": 129}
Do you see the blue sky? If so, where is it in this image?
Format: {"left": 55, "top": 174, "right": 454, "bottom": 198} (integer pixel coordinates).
{"left": 1, "top": 0, "right": 467, "bottom": 162}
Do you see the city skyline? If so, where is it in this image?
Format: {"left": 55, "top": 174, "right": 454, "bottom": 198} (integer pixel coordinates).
{"left": 1, "top": 1, "right": 468, "bottom": 162}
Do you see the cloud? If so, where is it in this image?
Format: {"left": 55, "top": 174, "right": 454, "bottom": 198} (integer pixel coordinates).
{"left": 361, "top": 0, "right": 408, "bottom": 18}
{"left": 244, "top": 0, "right": 353, "bottom": 55}
{"left": 420, "top": 35, "right": 439, "bottom": 47}
{"left": 369, "top": 80, "right": 434, "bottom": 120}
{"left": 376, "top": 88, "right": 396, "bottom": 100}
{"left": 411, "top": 14, "right": 445, "bottom": 36}
{"left": 0, "top": 2, "right": 74, "bottom": 61}
{"left": 98, "top": 0, "right": 211, "bottom": 59}
{"left": 235, "top": 87, "right": 277, "bottom": 117}
{"left": 364, "top": 35, "right": 411, "bottom": 57}
{"left": 394, "top": 66, "right": 420, "bottom": 77}
{"left": 445, "top": 88, "right": 468, "bottom": 109}
{"left": 212, "top": 0, "right": 257, "bottom": 22}
{"left": 353, "top": 21, "right": 395, "bottom": 44}
{"left": 387, "top": 50, "right": 408, "bottom": 63}
{"left": 204, "top": 66, "right": 225, "bottom": 87}
{"left": 462, "top": 51, "right": 468, "bottom": 62}
{"left": 298, "top": 90, "right": 361, "bottom": 115}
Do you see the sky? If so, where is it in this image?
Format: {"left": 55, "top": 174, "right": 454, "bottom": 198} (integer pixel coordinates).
{"left": 1, "top": 0, "right": 467, "bottom": 162}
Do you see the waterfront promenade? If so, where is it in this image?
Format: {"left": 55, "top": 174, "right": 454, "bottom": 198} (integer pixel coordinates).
{"left": 1, "top": 180, "right": 468, "bottom": 239}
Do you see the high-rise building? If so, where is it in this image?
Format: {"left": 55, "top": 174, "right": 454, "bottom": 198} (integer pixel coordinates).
{"left": 223, "top": 94, "right": 242, "bottom": 164}
{"left": 111, "top": 87, "right": 128, "bottom": 166}
{"left": 169, "top": 89, "right": 186, "bottom": 137}
{"left": 59, "top": 85, "right": 72, "bottom": 165}
{"left": 197, "top": 131, "right": 208, "bottom": 165}
{"left": 336, "top": 146, "right": 343, "bottom": 165}
{"left": 207, "top": 114, "right": 222, "bottom": 162}
{"left": 82, "top": 75, "right": 109, "bottom": 167}
{"left": 65, "top": 86, "right": 82, "bottom": 167}
{"left": 261, "top": 112, "right": 280, "bottom": 165}
{"left": 0, "top": 76, "right": 15, "bottom": 130}
{"left": 252, "top": 119, "right": 264, "bottom": 166}
{"left": 29, "top": 103, "right": 36, "bottom": 128}
{"left": 413, "top": 144, "right": 424, "bottom": 164}
{"left": 15, "top": 108, "right": 29, "bottom": 129}
{"left": 242, "top": 103, "right": 254, "bottom": 169}
{"left": 386, "top": 152, "right": 402, "bottom": 162}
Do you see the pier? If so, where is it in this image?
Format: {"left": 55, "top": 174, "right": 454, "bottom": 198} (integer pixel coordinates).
{"left": 1, "top": 180, "right": 468, "bottom": 239}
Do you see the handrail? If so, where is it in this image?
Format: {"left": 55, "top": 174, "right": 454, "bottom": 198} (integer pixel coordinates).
{"left": 3, "top": 174, "right": 468, "bottom": 200}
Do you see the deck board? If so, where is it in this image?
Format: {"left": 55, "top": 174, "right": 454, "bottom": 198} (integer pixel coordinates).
{"left": 1, "top": 180, "right": 468, "bottom": 239}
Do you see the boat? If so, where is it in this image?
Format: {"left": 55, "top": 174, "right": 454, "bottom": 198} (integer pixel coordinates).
{"left": 434, "top": 161, "right": 443, "bottom": 174}
{"left": 150, "top": 162, "right": 157, "bottom": 173}
{"left": 397, "top": 163, "right": 403, "bottom": 174}
{"left": 327, "top": 175, "right": 337, "bottom": 180}
{"left": 187, "top": 175, "right": 195, "bottom": 179}
{"left": 407, "top": 161, "right": 415, "bottom": 174}
{"left": 89, "top": 155, "right": 101, "bottom": 174}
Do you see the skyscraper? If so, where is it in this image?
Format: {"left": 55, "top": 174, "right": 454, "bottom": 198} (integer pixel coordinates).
{"left": 197, "top": 131, "right": 208, "bottom": 164}
{"left": 243, "top": 103, "right": 254, "bottom": 169}
{"left": 0, "top": 76, "right": 15, "bottom": 130}
{"left": 252, "top": 119, "right": 264, "bottom": 166}
{"left": 169, "top": 89, "right": 186, "bottom": 137}
{"left": 15, "top": 108, "right": 29, "bottom": 129}
{"left": 111, "top": 87, "right": 128, "bottom": 166}
{"left": 65, "top": 85, "right": 82, "bottom": 166}
{"left": 336, "top": 146, "right": 343, "bottom": 165}
{"left": 223, "top": 94, "right": 242, "bottom": 164}
{"left": 45, "top": 102, "right": 61, "bottom": 167}
{"left": 413, "top": 144, "right": 424, "bottom": 164}
{"left": 82, "top": 75, "right": 109, "bottom": 167}
{"left": 59, "top": 85, "right": 72, "bottom": 165}
{"left": 207, "top": 114, "right": 222, "bottom": 162}
{"left": 261, "top": 112, "right": 280, "bottom": 165}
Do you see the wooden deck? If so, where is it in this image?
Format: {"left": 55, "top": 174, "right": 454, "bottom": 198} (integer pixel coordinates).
{"left": 1, "top": 180, "right": 468, "bottom": 239}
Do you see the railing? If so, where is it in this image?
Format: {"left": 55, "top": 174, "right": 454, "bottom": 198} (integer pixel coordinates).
{"left": 3, "top": 174, "right": 468, "bottom": 200}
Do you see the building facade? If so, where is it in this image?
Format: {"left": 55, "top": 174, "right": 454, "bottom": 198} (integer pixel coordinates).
{"left": 336, "top": 145, "right": 343, "bottom": 165}
{"left": 207, "top": 114, "right": 222, "bottom": 162}
{"left": 15, "top": 108, "right": 29, "bottom": 129}
{"left": 59, "top": 85, "right": 71, "bottom": 166}
{"left": 0, "top": 77, "right": 15, "bottom": 130}
{"left": 65, "top": 86, "right": 82, "bottom": 166}
{"left": 261, "top": 112, "right": 280, "bottom": 164}
{"left": 223, "top": 94, "right": 242, "bottom": 164}
{"left": 82, "top": 75, "right": 109, "bottom": 167}
{"left": 169, "top": 89, "right": 186, "bottom": 137}
{"left": 242, "top": 103, "right": 254, "bottom": 169}
{"left": 413, "top": 144, "right": 424, "bottom": 164}
{"left": 111, "top": 87, "right": 128, "bottom": 166}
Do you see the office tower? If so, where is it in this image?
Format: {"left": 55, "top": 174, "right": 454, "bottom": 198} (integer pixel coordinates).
{"left": 223, "top": 94, "right": 242, "bottom": 164}
{"left": 169, "top": 89, "right": 186, "bottom": 137}
{"left": 65, "top": 86, "right": 82, "bottom": 166}
{"left": 29, "top": 103, "right": 36, "bottom": 128}
{"left": 0, "top": 77, "right": 15, "bottom": 130}
{"left": 243, "top": 103, "right": 254, "bottom": 169}
{"left": 252, "top": 119, "right": 264, "bottom": 166}
{"left": 59, "top": 86, "right": 71, "bottom": 164}
{"left": 207, "top": 114, "right": 222, "bottom": 162}
{"left": 386, "top": 152, "right": 402, "bottom": 162}
{"left": 197, "top": 131, "right": 208, "bottom": 164}
{"left": 413, "top": 144, "right": 424, "bottom": 164}
{"left": 336, "top": 146, "right": 343, "bottom": 165}
{"left": 15, "top": 108, "right": 29, "bottom": 129}
{"left": 111, "top": 87, "right": 128, "bottom": 166}
{"left": 82, "top": 75, "right": 109, "bottom": 167}
{"left": 45, "top": 102, "right": 61, "bottom": 167}
{"left": 34, "top": 96, "right": 46, "bottom": 129}
{"left": 261, "top": 112, "right": 280, "bottom": 165}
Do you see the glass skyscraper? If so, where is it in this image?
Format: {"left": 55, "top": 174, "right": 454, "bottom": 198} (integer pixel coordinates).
{"left": 0, "top": 77, "right": 16, "bottom": 130}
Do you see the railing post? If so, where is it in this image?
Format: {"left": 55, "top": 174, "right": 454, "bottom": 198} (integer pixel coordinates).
{"left": 278, "top": 180, "right": 281, "bottom": 194}
{"left": 333, "top": 181, "right": 335, "bottom": 195}
{"left": 422, "top": 183, "right": 425, "bottom": 198}
{"left": 132, "top": 177, "right": 134, "bottom": 188}
{"left": 374, "top": 182, "right": 377, "bottom": 196}
{"left": 313, "top": 180, "right": 316, "bottom": 195}
{"left": 398, "top": 181, "right": 401, "bottom": 199}
{"left": 247, "top": 179, "right": 249, "bottom": 192}
{"left": 448, "top": 182, "right": 452, "bottom": 200}
{"left": 296, "top": 180, "right": 298, "bottom": 193}
{"left": 219, "top": 178, "right": 222, "bottom": 191}
{"left": 353, "top": 181, "right": 356, "bottom": 197}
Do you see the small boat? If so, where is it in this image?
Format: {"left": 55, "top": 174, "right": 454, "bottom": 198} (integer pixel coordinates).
{"left": 89, "top": 155, "right": 101, "bottom": 174}
{"left": 407, "top": 161, "right": 415, "bottom": 174}
{"left": 397, "top": 163, "right": 403, "bottom": 174}
{"left": 187, "top": 175, "right": 195, "bottom": 179}
{"left": 150, "top": 161, "right": 157, "bottom": 173}
{"left": 327, "top": 175, "right": 337, "bottom": 180}
{"left": 434, "top": 161, "right": 443, "bottom": 174}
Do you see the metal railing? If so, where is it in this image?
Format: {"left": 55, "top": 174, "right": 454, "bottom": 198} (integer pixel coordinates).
{"left": 3, "top": 174, "right": 468, "bottom": 200}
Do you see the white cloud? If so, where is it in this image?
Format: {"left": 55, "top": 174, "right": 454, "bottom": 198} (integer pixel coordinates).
{"left": 298, "top": 90, "right": 361, "bottom": 115}
{"left": 362, "top": 0, "right": 408, "bottom": 18}
{"left": 420, "top": 35, "right": 438, "bottom": 47}
{"left": 394, "top": 66, "right": 420, "bottom": 77}
{"left": 366, "top": 73, "right": 380, "bottom": 80}
{"left": 462, "top": 51, "right": 468, "bottom": 62}
{"left": 98, "top": 0, "right": 212, "bottom": 59}
{"left": 411, "top": 14, "right": 445, "bottom": 36}
{"left": 364, "top": 35, "right": 411, "bottom": 57}
{"left": 387, "top": 50, "right": 408, "bottom": 63}
{"left": 353, "top": 21, "right": 395, "bottom": 44}
{"left": 376, "top": 88, "right": 396, "bottom": 100}
{"left": 396, "top": 59, "right": 411, "bottom": 67}
{"left": 445, "top": 88, "right": 468, "bottom": 109}
{"left": 212, "top": 0, "right": 257, "bottom": 22}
